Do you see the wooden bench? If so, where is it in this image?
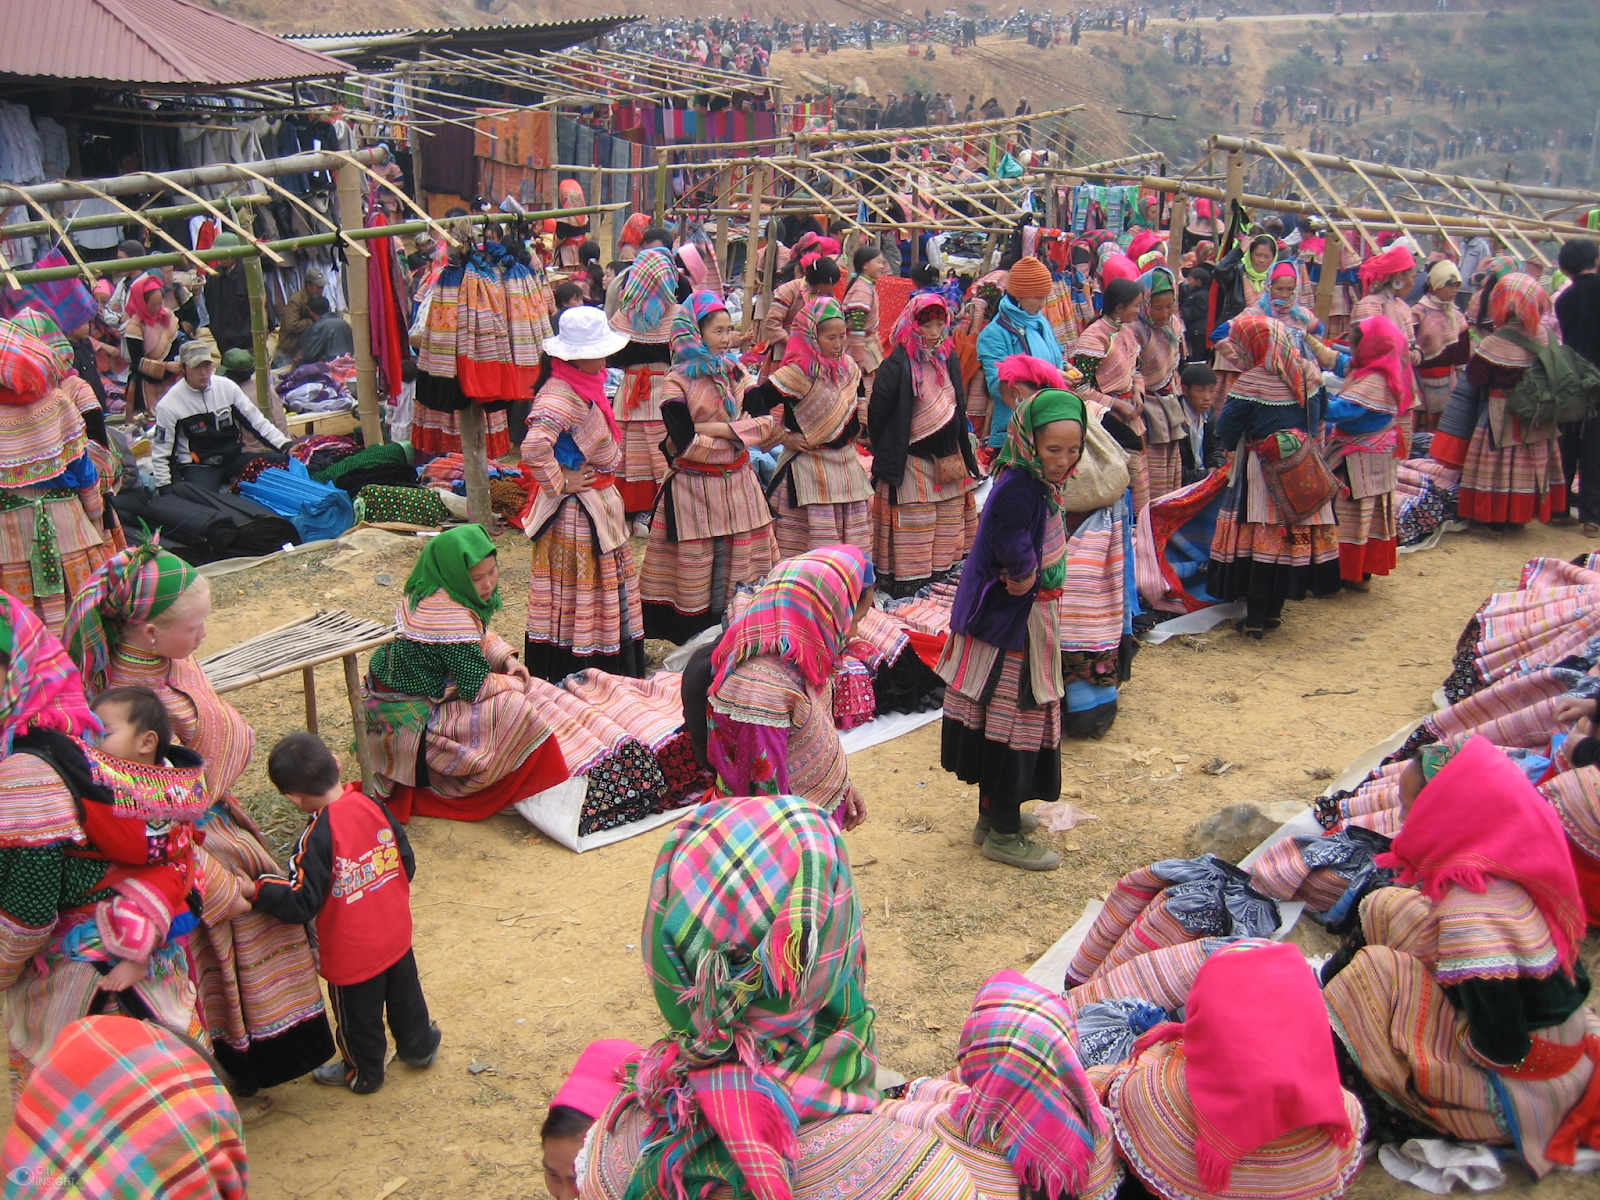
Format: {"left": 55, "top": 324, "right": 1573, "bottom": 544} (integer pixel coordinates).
{"left": 198, "top": 610, "right": 395, "bottom": 793}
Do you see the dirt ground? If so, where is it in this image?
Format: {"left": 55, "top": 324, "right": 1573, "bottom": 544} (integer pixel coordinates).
{"left": 16, "top": 519, "right": 1600, "bottom": 1198}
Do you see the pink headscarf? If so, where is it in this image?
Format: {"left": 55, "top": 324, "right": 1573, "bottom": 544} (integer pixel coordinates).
{"left": 1347, "top": 314, "right": 1415, "bottom": 415}
{"left": 1269, "top": 261, "right": 1299, "bottom": 285}
{"left": 0, "top": 592, "right": 102, "bottom": 754}
{"left": 1127, "top": 229, "right": 1163, "bottom": 262}
{"left": 995, "top": 354, "right": 1067, "bottom": 390}
{"left": 1100, "top": 254, "right": 1140, "bottom": 285}
{"left": 1357, "top": 243, "right": 1416, "bottom": 294}
{"left": 551, "top": 1039, "right": 642, "bottom": 1119}
{"left": 125, "top": 275, "right": 171, "bottom": 330}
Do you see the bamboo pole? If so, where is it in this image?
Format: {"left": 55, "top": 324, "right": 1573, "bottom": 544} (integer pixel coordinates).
{"left": 653, "top": 147, "right": 670, "bottom": 225}
{"left": 0, "top": 194, "right": 271, "bottom": 241}
{"left": 1314, "top": 232, "right": 1341, "bottom": 327}
{"left": 457, "top": 407, "right": 493, "bottom": 529}
{"left": 336, "top": 163, "right": 383, "bottom": 447}
{"left": 1166, "top": 195, "right": 1188, "bottom": 278}
{"left": 238, "top": 209, "right": 283, "bottom": 434}
{"left": 1223, "top": 150, "right": 1246, "bottom": 251}
{"left": 741, "top": 166, "right": 770, "bottom": 329}
{"left": 715, "top": 168, "right": 734, "bottom": 283}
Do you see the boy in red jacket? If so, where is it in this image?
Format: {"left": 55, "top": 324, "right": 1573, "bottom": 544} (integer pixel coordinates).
{"left": 239, "top": 732, "right": 441, "bottom": 1094}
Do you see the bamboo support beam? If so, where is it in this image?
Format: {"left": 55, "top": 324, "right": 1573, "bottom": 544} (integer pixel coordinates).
{"left": 336, "top": 162, "right": 382, "bottom": 447}
{"left": 1314, "top": 233, "right": 1341, "bottom": 327}
{"left": 0, "top": 194, "right": 270, "bottom": 242}
{"left": 740, "top": 165, "right": 769, "bottom": 328}
{"left": 238, "top": 208, "right": 282, "bottom": 434}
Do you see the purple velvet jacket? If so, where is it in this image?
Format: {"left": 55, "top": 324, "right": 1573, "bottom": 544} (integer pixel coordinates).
{"left": 948, "top": 466, "right": 1051, "bottom": 652}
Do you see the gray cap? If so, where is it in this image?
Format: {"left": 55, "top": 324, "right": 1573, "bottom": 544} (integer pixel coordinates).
{"left": 304, "top": 267, "right": 327, "bottom": 286}
{"left": 178, "top": 341, "right": 216, "bottom": 368}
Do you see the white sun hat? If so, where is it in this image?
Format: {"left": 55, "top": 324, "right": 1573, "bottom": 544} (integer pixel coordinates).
{"left": 542, "top": 305, "right": 630, "bottom": 361}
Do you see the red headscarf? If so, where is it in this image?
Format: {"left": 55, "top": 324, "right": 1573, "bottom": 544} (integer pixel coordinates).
{"left": 1378, "top": 735, "right": 1586, "bottom": 975}
{"left": 125, "top": 274, "right": 171, "bottom": 330}
{"left": 1347, "top": 314, "right": 1415, "bottom": 415}
{"left": 1173, "top": 942, "right": 1353, "bottom": 1191}
{"left": 1357, "top": 242, "right": 1416, "bottom": 294}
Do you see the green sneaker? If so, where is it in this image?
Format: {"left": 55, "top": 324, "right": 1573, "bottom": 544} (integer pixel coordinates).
{"left": 981, "top": 830, "right": 1060, "bottom": 871}
{"left": 972, "top": 811, "right": 1040, "bottom": 845}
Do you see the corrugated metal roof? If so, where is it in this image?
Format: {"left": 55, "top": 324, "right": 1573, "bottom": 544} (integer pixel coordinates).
{"left": 0, "top": 0, "right": 349, "bottom": 88}
{"left": 283, "top": 16, "right": 638, "bottom": 42}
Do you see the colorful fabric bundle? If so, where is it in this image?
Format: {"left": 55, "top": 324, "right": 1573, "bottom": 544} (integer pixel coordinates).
{"left": 711, "top": 545, "right": 872, "bottom": 692}
{"left": 354, "top": 484, "right": 449, "bottom": 528}
{"left": 0, "top": 589, "right": 101, "bottom": 752}
{"left": 624, "top": 792, "right": 877, "bottom": 1200}
{"left": 951, "top": 970, "right": 1107, "bottom": 1198}
{"left": 63, "top": 543, "right": 196, "bottom": 694}
{"left": 457, "top": 245, "right": 517, "bottom": 399}
{"left": 237, "top": 459, "right": 354, "bottom": 542}
{"left": 6, "top": 307, "right": 73, "bottom": 375}
{"left": 0, "top": 1016, "right": 246, "bottom": 1200}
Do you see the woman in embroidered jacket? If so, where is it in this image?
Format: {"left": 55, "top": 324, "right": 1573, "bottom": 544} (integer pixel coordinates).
{"left": 0, "top": 595, "right": 212, "bottom": 1095}
{"left": 1073, "top": 278, "right": 1149, "bottom": 514}
{"left": 868, "top": 295, "right": 981, "bottom": 598}
{"left": 641, "top": 292, "right": 783, "bottom": 643}
{"left": 1205, "top": 313, "right": 1341, "bottom": 639}
{"left": 607, "top": 247, "right": 679, "bottom": 516}
{"left": 761, "top": 250, "right": 843, "bottom": 382}
{"left": 706, "top": 545, "right": 872, "bottom": 831}
{"left": 1412, "top": 261, "right": 1470, "bottom": 432}
{"left": 1430, "top": 273, "right": 1566, "bottom": 527}
{"left": 364, "top": 525, "right": 569, "bottom": 821}
{"left": 843, "top": 245, "right": 889, "bottom": 401}
{"left": 0, "top": 316, "right": 116, "bottom": 638}
{"left": 1132, "top": 267, "right": 1190, "bottom": 501}
{"left": 62, "top": 546, "right": 334, "bottom": 1100}
{"left": 1324, "top": 315, "right": 1411, "bottom": 590}
{"left": 746, "top": 298, "right": 872, "bottom": 558}
{"left": 521, "top": 308, "right": 645, "bottom": 682}
{"left": 939, "top": 390, "right": 1084, "bottom": 873}
{"left": 1322, "top": 738, "right": 1600, "bottom": 1178}
{"left": 1351, "top": 243, "right": 1421, "bottom": 451}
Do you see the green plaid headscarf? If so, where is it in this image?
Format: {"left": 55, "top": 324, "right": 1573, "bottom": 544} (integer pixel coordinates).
{"left": 622, "top": 794, "right": 876, "bottom": 1200}
{"left": 63, "top": 544, "right": 197, "bottom": 694}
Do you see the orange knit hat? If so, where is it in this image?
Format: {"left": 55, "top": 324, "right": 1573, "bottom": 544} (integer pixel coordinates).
{"left": 1007, "top": 256, "right": 1053, "bottom": 300}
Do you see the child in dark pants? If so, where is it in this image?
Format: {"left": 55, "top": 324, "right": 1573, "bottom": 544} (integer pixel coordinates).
{"left": 239, "top": 732, "right": 441, "bottom": 1094}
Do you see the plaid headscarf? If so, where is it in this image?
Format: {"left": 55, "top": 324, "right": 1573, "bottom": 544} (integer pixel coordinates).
{"left": 1137, "top": 267, "right": 1183, "bottom": 353}
{"left": 778, "top": 297, "right": 852, "bottom": 388}
{"left": 671, "top": 291, "right": 743, "bottom": 417}
{"left": 623, "top": 793, "right": 876, "bottom": 1200}
{"left": 0, "top": 590, "right": 101, "bottom": 753}
{"left": 63, "top": 544, "right": 198, "bottom": 695}
{"left": 951, "top": 971, "right": 1108, "bottom": 1198}
{"left": 1226, "top": 311, "right": 1314, "bottom": 404}
{"left": 892, "top": 293, "right": 953, "bottom": 407}
{"left": 611, "top": 247, "right": 679, "bottom": 344}
{"left": 6, "top": 307, "right": 73, "bottom": 374}
{"left": 1490, "top": 271, "right": 1549, "bottom": 338}
{"left": 1, "top": 1016, "right": 246, "bottom": 1200}
{"left": 0, "top": 316, "right": 66, "bottom": 402}
{"left": 711, "top": 545, "right": 872, "bottom": 693}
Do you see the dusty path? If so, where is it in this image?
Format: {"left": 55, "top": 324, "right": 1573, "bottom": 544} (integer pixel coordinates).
{"left": 9, "top": 519, "right": 1596, "bottom": 1198}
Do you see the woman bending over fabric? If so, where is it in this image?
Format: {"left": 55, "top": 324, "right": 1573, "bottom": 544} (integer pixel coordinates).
{"left": 746, "top": 298, "right": 873, "bottom": 558}
{"left": 1323, "top": 315, "right": 1411, "bottom": 590}
{"left": 703, "top": 545, "right": 873, "bottom": 831}
{"left": 0, "top": 597, "right": 209, "bottom": 1098}
{"left": 365, "top": 525, "right": 569, "bottom": 821}
{"left": 1132, "top": 268, "right": 1190, "bottom": 501}
{"left": 869, "top": 295, "right": 981, "bottom": 599}
{"left": 878, "top": 970, "right": 1121, "bottom": 1200}
{"left": 1072, "top": 278, "right": 1149, "bottom": 515}
{"left": 761, "top": 252, "right": 843, "bottom": 383}
{"left": 581, "top": 793, "right": 980, "bottom": 1200}
{"left": 1430, "top": 273, "right": 1566, "bottom": 528}
{"left": 1322, "top": 737, "right": 1599, "bottom": 1177}
{"left": 2, "top": 1016, "right": 248, "bottom": 1198}
{"left": 1100, "top": 941, "right": 1365, "bottom": 1200}
{"left": 843, "top": 245, "right": 890, "bottom": 403}
{"left": 120, "top": 275, "right": 182, "bottom": 417}
{"left": 0, "top": 318, "right": 115, "bottom": 636}
{"left": 520, "top": 308, "right": 645, "bottom": 681}
{"left": 641, "top": 292, "right": 783, "bottom": 643}
{"left": 1206, "top": 313, "right": 1341, "bottom": 639}
{"left": 940, "top": 391, "right": 1084, "bottom": 873}
{"left": 1412, "top": 260, "right": 1471, "bottom": 431}
{"left": 62, "top": 546, "right": 334, "bottom": 1099}
{"left": 607, "top": 246, "right": 680, "bottom": 516}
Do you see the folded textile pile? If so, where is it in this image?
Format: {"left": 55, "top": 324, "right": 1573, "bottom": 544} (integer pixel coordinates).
{"left": 114, "top": 484, "right": 299, "bottom": 564}
{"left": 238, "top": 457, "right": 354, "bottom": 541}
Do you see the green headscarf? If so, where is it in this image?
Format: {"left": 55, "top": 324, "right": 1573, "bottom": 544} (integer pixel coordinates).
{"left": 1418, "top": 741, "right": 1460, "bottom": 783}
{"left": 62, "top": 544, "right": 198, "bottom": 692}
{"left": 403, "top": 524, "right": 502, "bottom": 623}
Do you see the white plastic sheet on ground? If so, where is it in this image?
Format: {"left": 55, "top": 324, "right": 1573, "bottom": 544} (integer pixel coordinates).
{"left": 1139, "top": 601, "right": 1246, "bottom": 644}
{"left": 513, "top": 778, "right": 690, "bottom": 855}
{"left": 1398, "top": 519, "right": 1470, "bottom": 555}
{"left": 1377, "top": 1140, "right": 1505, "bottom": 1194}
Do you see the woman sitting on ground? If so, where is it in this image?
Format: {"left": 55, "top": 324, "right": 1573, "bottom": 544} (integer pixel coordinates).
{"left": 581, "top": 792, "right": 981, "bottom": 1200}
{"left": 63, "top": 545, "right": 334, "bottom": 1105}
{"left": 703, "top": 545, "right": 873, "bottom": 831}
{"left": 364, "top": 524, "right": 569, "bottom": 821}
{"left": 1322, "top": 737, "right": 1599, "bottom": 1177}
